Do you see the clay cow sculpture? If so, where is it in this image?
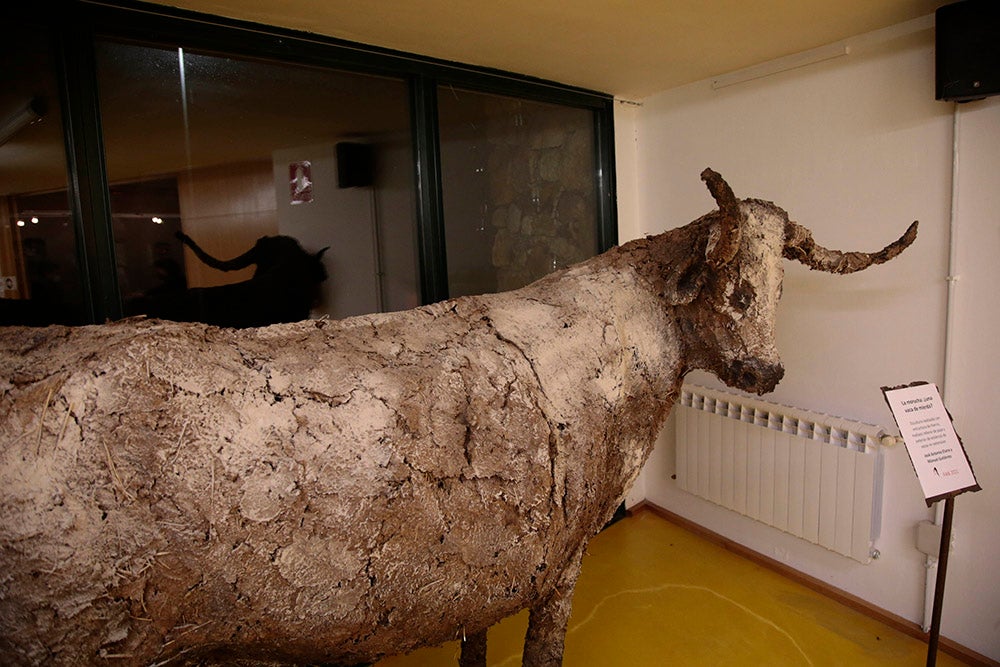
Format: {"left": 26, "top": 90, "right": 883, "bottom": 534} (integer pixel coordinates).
{"left": 0, "top": 170, "right": 917, "bottom": 666}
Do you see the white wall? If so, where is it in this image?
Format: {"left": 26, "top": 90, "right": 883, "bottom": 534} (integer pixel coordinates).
{"left": 274, "top": 142, "right": 379, "bottom": 318}
{"left": 372, "top": 133, "right": 421, "bottom": 314}
{"left": 614, "top": 100, "right": 646, "bottom": 510}
{"left": 274, "top": 137, "right": 420, "bottom": 319}
{"left": 622, "top": 20, "right": 999, "bottom": 660}
{"left": 943, "top": 95, "right": 1000, "bottom": 658}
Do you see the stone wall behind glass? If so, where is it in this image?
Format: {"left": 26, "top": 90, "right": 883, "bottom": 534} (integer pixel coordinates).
{"left": 484, "top": 98, "right": 597, "bottom": 291}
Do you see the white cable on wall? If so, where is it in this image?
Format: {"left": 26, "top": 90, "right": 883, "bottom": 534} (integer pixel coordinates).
{"left": 923, "top": 104, "right": 962, "bottom": 633}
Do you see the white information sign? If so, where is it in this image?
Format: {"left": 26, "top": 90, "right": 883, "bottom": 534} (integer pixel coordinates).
{"left": 882, "top": 381, "right": 980, "bottom": 505}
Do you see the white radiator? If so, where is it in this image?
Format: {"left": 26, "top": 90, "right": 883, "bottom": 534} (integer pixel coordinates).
{"left": 674, "top": 383, "right": 888, "bottom": 563}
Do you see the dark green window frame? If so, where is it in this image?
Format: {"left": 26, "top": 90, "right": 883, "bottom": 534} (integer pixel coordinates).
{"left": 5, "top": 0, "right": 617, "bottom": 323}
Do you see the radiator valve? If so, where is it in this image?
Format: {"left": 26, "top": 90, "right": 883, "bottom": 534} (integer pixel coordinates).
{"left": 879, "top": 434, "right": 903, "bottom": 447}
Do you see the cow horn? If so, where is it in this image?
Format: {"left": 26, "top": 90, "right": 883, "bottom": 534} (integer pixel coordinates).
{"left": 783, "top": 220, "right": 918, "bottom": 273}
{"left": 701, "top": 168, "right": 743, "bottom": 268}
{"left": 177, "top": 232, "right": 260, "bottom": 272}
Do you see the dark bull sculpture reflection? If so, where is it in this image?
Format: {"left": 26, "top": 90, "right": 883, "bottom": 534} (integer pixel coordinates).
{"left": 142, "top": 233, "right": 329, "bottom": 328}
{"left": 0, "top": 170, "right": 916, "bottom": 666}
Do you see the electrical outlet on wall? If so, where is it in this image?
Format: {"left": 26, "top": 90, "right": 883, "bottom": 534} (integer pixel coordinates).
{"left": 1, "top": 276, "right": 17, "bottom": 296}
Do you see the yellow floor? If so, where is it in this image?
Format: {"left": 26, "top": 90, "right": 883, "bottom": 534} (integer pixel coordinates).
{"left": 378, "top": 509, "right": 967, "bottom": 666}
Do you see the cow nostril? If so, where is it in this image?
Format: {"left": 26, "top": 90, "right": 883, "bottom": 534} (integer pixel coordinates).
{"left": 740, "top": 370, "right": 758, "bottom": 387}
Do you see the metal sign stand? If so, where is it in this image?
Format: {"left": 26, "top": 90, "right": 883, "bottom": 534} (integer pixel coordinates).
{"left": 925, "top": 495, "right": 955, "bottom": 667}
{"left": 880, "top": 381, "right": 982, "bottom": 667}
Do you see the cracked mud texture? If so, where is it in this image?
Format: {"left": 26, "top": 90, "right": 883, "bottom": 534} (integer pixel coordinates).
{"left": 2, "top": 171, "right": 911, "bottom": 665}
{"left": 0, "top": 225, "right": 701, "bottom": 665}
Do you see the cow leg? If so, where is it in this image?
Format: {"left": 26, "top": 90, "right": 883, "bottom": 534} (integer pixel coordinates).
{"left": 459, "top": 628, "right": 488, "bottom": 667}
{"left": 521, "top": 548, "right": 585, "bottom": 667}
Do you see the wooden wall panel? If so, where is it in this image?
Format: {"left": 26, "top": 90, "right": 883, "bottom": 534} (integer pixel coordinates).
{"left": 177, "top": 160, "right": 278, "bottom": 288}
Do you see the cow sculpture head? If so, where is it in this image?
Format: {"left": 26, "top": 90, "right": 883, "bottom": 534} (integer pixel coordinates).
{"left": 176, "top": 232, "right": 329, "bottom": 282}
{"left": 672, "top": 168, "right": 917, "bottom": 395}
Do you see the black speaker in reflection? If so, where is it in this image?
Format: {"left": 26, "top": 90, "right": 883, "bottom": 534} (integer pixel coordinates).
{"left": 336, "top": 142, "right": 375, "bottom": 188}
{"left": 936, "top": 0, "right": 1000, "bottom": 102}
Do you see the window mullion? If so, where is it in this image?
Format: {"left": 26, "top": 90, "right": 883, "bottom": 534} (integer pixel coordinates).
{"left": 410, "top": 75, "right": 450, "bottom": 306}
{"left": 56, "top": 12, "right": 121, "bottom": 323}
{"left": 594, "top": 101, "right": 619, "bottom": 253}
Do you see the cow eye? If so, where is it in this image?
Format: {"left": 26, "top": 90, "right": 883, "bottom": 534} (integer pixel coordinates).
{"left": 729, "top": 280, "right": 754, "bottom": 312}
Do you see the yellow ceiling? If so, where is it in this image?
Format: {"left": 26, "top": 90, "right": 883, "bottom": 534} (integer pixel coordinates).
{"left": 145, "top": 0, "right": 942, "bottom": 99}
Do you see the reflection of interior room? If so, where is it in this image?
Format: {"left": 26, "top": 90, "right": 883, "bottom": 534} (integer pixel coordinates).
{"left": 1, "top": 41, "right": 606, "bottom": 326}
{"left": 1, "top": 27, "right": 79, "bottom": 324}
{"left": 96, "top": 45, "right": 422, "bottom": 322}
{"left": 3, "top": 2, "right": 998, "bottom": 666}
{"left": 3, "top": 189, "right": 85, "bottom": 325}
{"left": 1, "top": 39, "right": 423, "bottom": 324}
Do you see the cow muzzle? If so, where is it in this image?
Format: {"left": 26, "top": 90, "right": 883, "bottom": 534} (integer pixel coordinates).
{"left": 725, "top": 358, "right": 784, "bottom": 395}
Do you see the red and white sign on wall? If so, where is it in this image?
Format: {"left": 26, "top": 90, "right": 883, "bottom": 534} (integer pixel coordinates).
{"left": 289, "top": 161, "right": 313, "bottom": 205}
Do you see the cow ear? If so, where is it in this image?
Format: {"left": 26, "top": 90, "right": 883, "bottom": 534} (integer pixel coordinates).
{"left": 671, "top": 255, "right": 707, "bottom": 305}
{"left": 315, "top": 246, "right": 330, "bottom": 259}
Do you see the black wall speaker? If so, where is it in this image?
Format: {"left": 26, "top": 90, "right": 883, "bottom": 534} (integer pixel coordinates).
{"left": 936, "top": 0, "right": 1000, "bottom": 102}
{"left": 336, "top": 142, "right": 375, "bottom": 188}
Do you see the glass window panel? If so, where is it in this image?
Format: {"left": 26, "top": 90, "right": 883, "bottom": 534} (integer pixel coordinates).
{"left": 437, "top": 87, "right": 599, "bottom": 297}
{"left": 0, "top": 24, "right": 86, "bottom": 326}
{"left": 95, "top": 41, "right": 419, "bottom": 326}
